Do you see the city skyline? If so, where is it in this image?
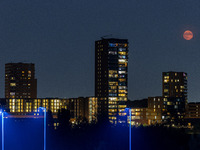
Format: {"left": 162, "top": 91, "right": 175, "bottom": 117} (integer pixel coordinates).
{"left": 0, "top": 0, "right": 200, "bottom": 102}
{"left": 0, "top": 1, "right": 199, "bottom": 150}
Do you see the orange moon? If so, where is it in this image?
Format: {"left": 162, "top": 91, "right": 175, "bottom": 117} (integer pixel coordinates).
{"left": 183, "top": 30, "right": 193, "bottom": 40}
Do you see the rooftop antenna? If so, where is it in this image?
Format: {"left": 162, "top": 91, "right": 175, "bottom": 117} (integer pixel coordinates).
{"left": 101, "top": 34, "right": 113, "bottom": 40}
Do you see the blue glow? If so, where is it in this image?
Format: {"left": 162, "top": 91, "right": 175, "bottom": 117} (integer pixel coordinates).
{"left": 125, "top": 108, "right": 129, "bottom": 112}
{"left": 39, "top": 107, "right": 46, "bottom": 150}
{"left": 125, "top": 108, "right": 131, "bottom": 150}
{"left": 2, "top": 112, "right": 4, "bottom": 150}
{"left": 44, "top": 109, "right": 46, "bottom": 150}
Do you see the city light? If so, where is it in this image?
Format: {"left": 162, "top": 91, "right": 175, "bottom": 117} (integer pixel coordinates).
{"left": 125, "top": 108, "right": 131, "bottom": 150}
{"left": 39, "top": 107, "right": 46, "bottom": 150}
{"left": 0, "top": 109, "right": 4, "bottom": 150}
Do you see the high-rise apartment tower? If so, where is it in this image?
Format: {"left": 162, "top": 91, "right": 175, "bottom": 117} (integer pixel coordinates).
{"left": 95, "top": 38, "right": 128, "bottom": 124}
{"left": 162, "top": 71, "right": 187, "bottom": 123}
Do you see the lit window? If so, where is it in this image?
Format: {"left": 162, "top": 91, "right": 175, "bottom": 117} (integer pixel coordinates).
{"left": 164, "top": 89, "right": 168, "bottom": 92}
{"left": 119, "top": 71, "right": 126, "bottom": 74}
{"left": 10, "top": 92, "right": 15, "bottom": 96}
{"left": 10, "top": 83, "right": 16, "bottom": 86}
{"left": 118, "top": 59, "right": 126, "bottom": 63}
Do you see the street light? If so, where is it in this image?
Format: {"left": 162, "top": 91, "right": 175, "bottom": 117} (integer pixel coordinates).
{"left": 0, "top": 110, "right": 4, "bottom": 150}
{"left": 125, "top": 108, "right": 131, "bottom": 150}
{"left": 39, "top": 107, "right": 46, "bottom": 150}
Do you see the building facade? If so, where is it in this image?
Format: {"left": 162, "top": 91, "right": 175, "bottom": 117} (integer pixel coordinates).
{"left": 147, "top": 97, "right": 163, "bottom": 125}
{"left": 5, "top": 63, "right": 37, "bottom": 99}
{"left": 95, "top": 38, "right": 128, "bottom": 124}
{"left": 185, "top": 102, "right": 200, "bottom": 119}
{"left": 126, "top": 99, "right": 148, "bottom": 126}
{"left": 162, "top": 72, "right": 187, "bottom": 100}
{"left": 162, "top": 72, "right": 187, "bottom": 124}
{"left": 127, "top": 97, "right": 163, "bottom": 126}
{"left": 68, "top": 97, "right": 98, "bottom": 124}
{"left": 2, "top": 97, "right": 97, "bottom": 124}
{"left": 128, "top": 108, "right": 148, "bottom": 126}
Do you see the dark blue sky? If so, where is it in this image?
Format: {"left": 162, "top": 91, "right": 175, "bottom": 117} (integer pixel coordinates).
{"left": 0, "top": 0, "right": 199, "bottom": 102}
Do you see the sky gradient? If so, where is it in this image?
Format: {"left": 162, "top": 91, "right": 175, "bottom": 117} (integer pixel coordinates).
{"left": 0, "top": 0, "right": 200, "bottom": 102}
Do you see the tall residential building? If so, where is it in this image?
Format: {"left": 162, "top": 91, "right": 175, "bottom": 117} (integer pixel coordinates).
{"left": 5, "top": 63, "right": 37, "bottom": 99}
{"left": 162, "top": 72, "right": 187, "bottom": 124}
{"left": 95, "top": 38, "right": 128, "bottom": 124}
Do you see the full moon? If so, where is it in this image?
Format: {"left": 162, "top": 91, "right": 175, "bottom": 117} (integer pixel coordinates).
{"left": 183, "top": 30, "right": 193, "bottom": 40}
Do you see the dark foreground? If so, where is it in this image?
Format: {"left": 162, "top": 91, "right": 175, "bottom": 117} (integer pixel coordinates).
{"left": 1, "top": 118, "right": 200, "bottom": 150}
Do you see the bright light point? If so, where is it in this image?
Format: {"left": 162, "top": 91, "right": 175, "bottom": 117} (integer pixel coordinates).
{"left": 183, "top": 30, "right": 193, "bottom": 40}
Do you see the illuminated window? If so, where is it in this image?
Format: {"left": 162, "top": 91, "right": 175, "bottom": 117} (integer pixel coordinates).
{"left": 119, "top": 78, "right": 126, "bottom": 82}
{"left": 164, "top": 76, "right": 169, "bottom": 79}
{"left": 109, "top": 70, "right": 118, "bottom": 78}
{"left": 118, "top": 59, "right": 126, "bottom": 63}
{"left": 164, "top": 89, "right": 168, "bottom": 92}
{"left": 11, "top": 77, "right": 15, "bottom": 80}
{"left": 167, "top": 102, "right": 172, "bottom": 105}
{"left": 10, "top": 92, "right": 15, "bottom": 96}
{"left": 10, "top": 83, "right": 16, "bottom": 86}
{"left": 118, "top": 94, "right": 126, "bottom": 97}
{"left": 108, "top": 51, "right": 117, "bottom": 55}
{"left": 109, "top": 82, "right": 118, "bottom": 86}
{"left": 119, "top": 71, "right": 126, "bottom": 74}
{"left": 118, "top": 52, "right": 127, "bottom": 55}
{"left": 118, "top": 90, "right": 127, "bottom": 93}
{"left": 164, "top": 79, "right": 169, "bottom": 83}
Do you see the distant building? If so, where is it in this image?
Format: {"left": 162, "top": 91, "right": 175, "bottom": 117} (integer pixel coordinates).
{"left": 5, "top": 63, "right": 37, "bottom": 99}
{"left": 162, "top": 72, "right": 187, "bottom": 124}
{"left": 68, "top": 97, "right": 98, "bottom": 124}
{"left": 2, "top": 97, "right": 97, "bottom": 124}
{"left": 184, "top": 102, "right": 200, "bottom": 128}
{"left": 128, "top": 108, "right": 148, "bottom": 126}
{"left": 95, "top": 38, "right": 128, "bottom": 124}
{"left": 162, "top": 71, "right": 187, "bottom": 100}
{"left": 127, "top": 97, "right": 164, "bottom": 126}
{"left": 147, "top": 97, "right": 163, "bottom": 125}
{"left": 185, "top": 102, "right": 200, "bottom": 119}
{"left": 127, "top": 99, "right": 148, "bottom": 126}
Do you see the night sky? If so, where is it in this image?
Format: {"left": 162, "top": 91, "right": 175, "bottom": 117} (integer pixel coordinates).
{"left": 0, "top": 0, "right": 199, "bottom": 102}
